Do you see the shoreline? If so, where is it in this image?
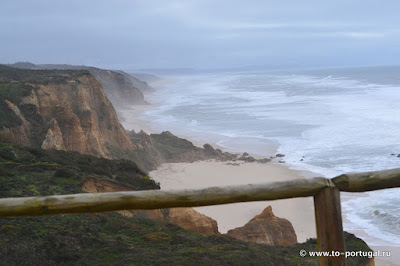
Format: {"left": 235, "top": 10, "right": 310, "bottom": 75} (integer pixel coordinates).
{"left": 119, "top": 95, "right": 399, "bottom": 265}
{"left": 120, "top": 103, "right": 320, "bottom": 243}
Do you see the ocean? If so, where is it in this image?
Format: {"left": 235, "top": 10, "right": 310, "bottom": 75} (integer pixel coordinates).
{"left": 139, "top": 66, "right": 400, "bottom": 247}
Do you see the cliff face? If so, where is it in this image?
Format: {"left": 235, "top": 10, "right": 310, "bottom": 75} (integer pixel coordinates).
{"left": 82, "top": 177, "right": 219, "bottom": 236}
{"left": 0, "top": 66, "right": 135, "bottom": 159}
{"left": 227, "top": 206, "right": 298, "bottom": 246}
{"left": 129, "top": 130, "right": 240, "bottom": 171}
{"left": 115, "top": 70, "right": 155, "bottom": 93}
{"left": 81, "top": 67, "right": 148, "bottom": 107}
{"left": 10, "top": 63, "right": 149, "bottom": 108}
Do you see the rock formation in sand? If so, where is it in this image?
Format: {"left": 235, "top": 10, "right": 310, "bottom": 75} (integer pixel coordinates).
{"left": 226, "top": 206, "right": 297, "bottom": 245}
{"left": 81, "top": 177, "right": 219, "bottom": 236}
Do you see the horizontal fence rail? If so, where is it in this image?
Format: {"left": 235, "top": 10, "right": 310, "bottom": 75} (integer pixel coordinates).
{"left": 1, "top": 167, "right": 400, "bottom": 266}
{"left": 0, "top": 177, "right": 330, "bottom": 217}
{"left": 333, "top": 167, "right": 400, "bottom": 192}
{"left": 1, "top": 168, "right": 399, "bottom": 217}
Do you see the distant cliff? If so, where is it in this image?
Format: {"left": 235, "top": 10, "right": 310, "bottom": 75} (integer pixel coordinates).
{"left": 114, "top": 70, "right": 155, "bottom": 93}
{"left": 0, "top": 65, "right": 135, "bottom": 159}
{"left": 129, "top": 130, "right": 271, "bottom": 171}
{"left": 9, "top": 62, "right": 149, "bottom": 108}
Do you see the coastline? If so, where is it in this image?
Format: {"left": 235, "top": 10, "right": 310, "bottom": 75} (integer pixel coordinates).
{"left": 120, "top": 94, "right": 399, "bottom": 265}
{"left": 120, "top": 103, "right": 318, "bottom": 242}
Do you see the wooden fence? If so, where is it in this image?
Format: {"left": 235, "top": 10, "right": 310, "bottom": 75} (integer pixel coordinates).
{"left": 1, "top": 167, "right": 400, "bottom": 265}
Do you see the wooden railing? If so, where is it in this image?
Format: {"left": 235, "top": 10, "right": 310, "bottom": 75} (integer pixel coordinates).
{"left": 1, "top": 168, "right": 400, "bottom": 265}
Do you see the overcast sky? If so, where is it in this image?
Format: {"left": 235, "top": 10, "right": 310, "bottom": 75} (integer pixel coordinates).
{"left": 1, "top": 0, "right": 399, "bottom": 70}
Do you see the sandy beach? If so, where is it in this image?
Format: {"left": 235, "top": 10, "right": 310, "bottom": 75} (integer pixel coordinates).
{"left": 150, "top": 162, "right": 399, "bottom": 265}
{"left": 120, "top": 103, "right": 318, "bottom": 242}
{"left": 150, "top": 160, "right": 317, "bottom": 242}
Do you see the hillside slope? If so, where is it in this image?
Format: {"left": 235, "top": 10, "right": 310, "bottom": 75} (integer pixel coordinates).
{"left": 0, "top": 143, "right": 373, "bottom": 266}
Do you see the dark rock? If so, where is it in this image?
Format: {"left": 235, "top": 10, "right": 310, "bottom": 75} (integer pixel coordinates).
{"left": 215, "top": 148, "right": 223, "bottom": 155}
{"left": 278, "top": 160, "right": 285, "bottom": 163}
{"left": 258, "top": 158, "right": 271, "bottom": 164}
{"left": 203, "top": 144, "right": 217, "bottom": 157}
{"left": 238, "top": 156, "right": 256, "bottom": 163}
{"left": 226, "top": 162, "right": 241, "bottom": 166}
{"left": 246, "top": 156, "right": 256, "bottom": 162}
{"left": 161, "top": 131, "right": 174, "bottom": 137}
{"left": 243, "top": 152, "right": 249, "bottom": 157}
{"left": 276, "top": 154, "right": 285, "bottom": 157}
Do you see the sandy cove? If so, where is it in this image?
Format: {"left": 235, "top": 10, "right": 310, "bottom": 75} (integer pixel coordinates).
{"left": 120, "top": 105, "right": 317, "bottom": 242}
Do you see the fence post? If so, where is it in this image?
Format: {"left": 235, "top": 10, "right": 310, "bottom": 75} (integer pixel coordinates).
{"left": 314, "top": 186, "right": 346, "bottom": 266}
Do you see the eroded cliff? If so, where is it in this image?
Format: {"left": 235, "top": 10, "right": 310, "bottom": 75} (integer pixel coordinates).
{"left": 10, "top": 63, "right": 149, "bottom": 108}
{"left": 0, "top": 65, "right": 135, "bottom": 159}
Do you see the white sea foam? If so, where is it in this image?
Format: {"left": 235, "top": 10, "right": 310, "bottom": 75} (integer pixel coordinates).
{"left": 342, "top": 189, "right": 400, "bottom": 246}
{"left": 143, "top": 68, "right": 400, "bottom": 245}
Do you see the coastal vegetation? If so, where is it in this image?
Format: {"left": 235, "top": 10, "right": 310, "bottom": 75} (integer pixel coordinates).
{"left": 0, "top": 143, "right": 372, "bottom": 265}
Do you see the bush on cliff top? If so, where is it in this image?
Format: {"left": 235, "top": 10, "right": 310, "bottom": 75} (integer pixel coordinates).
{"left": 0, "top": 143, "right": 159, "bottom": 198}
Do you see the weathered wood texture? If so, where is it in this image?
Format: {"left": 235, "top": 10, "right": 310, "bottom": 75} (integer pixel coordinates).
{"left": 0, "top": 177, "right": 329, "bottom": 217}
{"left": 333, "top": 168, "right": 400, "bottom": 192}
{"left": 314, "top": 185, "right": 346, "bottom": 266}
{"left": 1, "top": 165, "right": 400, "bottom": 217}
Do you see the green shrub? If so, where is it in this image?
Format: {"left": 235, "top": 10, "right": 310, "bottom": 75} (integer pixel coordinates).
{"left": 53, "top": 168, "right": 77, "bottom": 178}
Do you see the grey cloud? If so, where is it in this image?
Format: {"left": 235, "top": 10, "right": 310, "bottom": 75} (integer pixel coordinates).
{"left": 0, "top": 0, "right": 399, "bottom": 70}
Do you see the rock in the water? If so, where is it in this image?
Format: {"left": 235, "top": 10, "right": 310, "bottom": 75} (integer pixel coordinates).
{"left": 276, "top": 154, "right": 285, "bottom": 157}
{"left": 226, "top": 206, "right": 297, "bottom": 246}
